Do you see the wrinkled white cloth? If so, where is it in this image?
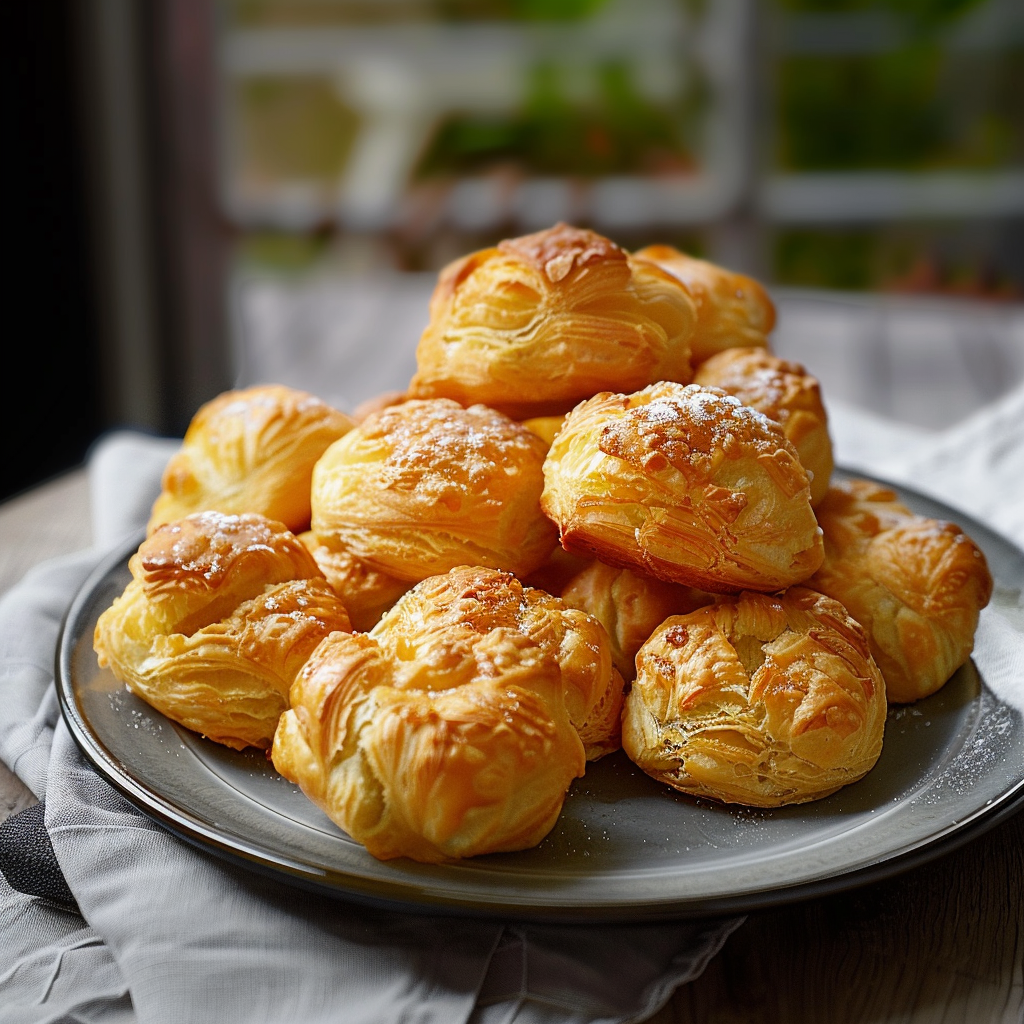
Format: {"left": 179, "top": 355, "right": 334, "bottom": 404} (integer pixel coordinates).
{"left": 827, "top": 385, "right": 1024, "bottom": 545}
{"left": 2, "top": 376, "right": 1023, "bottom": 1024}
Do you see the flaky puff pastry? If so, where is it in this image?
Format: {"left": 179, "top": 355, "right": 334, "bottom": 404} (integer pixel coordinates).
{"left": 369, "top": 566, "right": 625, "bottom": 759}
{"left": 632, "top": 245, "right": 775, "bottom": 366}
{"left": 693, "top": 347, "right": 833, "bottom": 506}
{"left": 808, "top": 478, "right": 993, "bottom": 703}
{"left": 521, "top": 414, "right": 567, "bottom": 449}
{"left": 308, "top": 398, "right": 558, "bottom": 587}
{"left": 271, "top": 567, "right": 618, "bottom": 862}
{"left": 541, "top": 382, "right": 824, "bottom": 594}
{"left": 561, "top": 560, "right": 714, "bottom": 681}
{"left": 297, "top": 532, "right": 410, "bottom": 632}
{"left": 407, "top": 223, "right": 698, "bottom": 419}
{"left": 94, "top": 511, "right": 352, "bottom": 750}
{"left": 623, "top": 588, "right": 886, "bottom": 807}
{"left": 148, "top": 385, "right": 355, "bottom": 537}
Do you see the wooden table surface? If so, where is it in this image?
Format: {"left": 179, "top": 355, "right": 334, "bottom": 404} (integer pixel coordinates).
{"left": 2, "top": 286, "right": 1023, "bottom": 1022}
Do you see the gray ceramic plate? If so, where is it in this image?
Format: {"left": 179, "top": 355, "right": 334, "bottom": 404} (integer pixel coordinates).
{"left": 56, "top": 471, "right": 1024, "bottom": 922}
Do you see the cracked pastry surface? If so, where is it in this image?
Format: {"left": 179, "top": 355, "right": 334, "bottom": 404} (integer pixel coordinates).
{"left": 632, "top": 244, "right": 775, "bottom": 366}
{"left": 622, "top": 587, "right": 887, "bottom": 807}
{"left": 271, "top": 564, "right": 623, "bottom": 862}
{"left": 308, "top": 397, "right": 558, "bottom": 587}
{"left": 541, "top": 381, "right": 824, "bottom": 593}
{"left": 809, "top": 478, "right": 993, "bottom": 703}
{"left": 693, "top": 347, "right": 833, "bottom": 506}
{"left": 93, "top": 511, "right": 352, "bottom": 751}
{"left": 148, "top": 384, "right": 355, "bottom": 537}
{"left": 407, "top": 223, "right": 698, "bottom": 419}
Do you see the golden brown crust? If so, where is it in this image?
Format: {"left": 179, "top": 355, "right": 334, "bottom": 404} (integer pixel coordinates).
{"left": 622, "top": 587, "right": 886, "bottom": 807}
{"left": 520, "top": 414, "right": 568, "bottom": 449}
{"left": 369, "top": 565, "right": 625, "bottom": 759}
{"left": 270, "top": 566, "right": 609, "bottom": 862}
{"left": 560, "top": 560, "right": 714, "bottom": 680}
{"left": 693, "top": 347, "right": 833, "bottom": 505}
{"left": 93, "top": 511, "right": 352, "bottom": 750}
{"left": 148, "top": 385, "right": 355, "bottom": 536}
{"left": 407, "top": 223, "right": 698, "bottom": 419}
{"left": 541, "top": 381, "right": 824, "bottom": 593}
{"left": 350, "top": 390, "right": 408, "bottom": 424}
{"left": 298, "top": 531, "right": 410, "bottom": 633}
{"left": 632, "top": 245, "right": 775, "bottom": 365}
{"left": 310, "top": 397, "right": 558, "bottom": 583}
{"left": 809, "top": 478, "right": 993, "bottom": 703}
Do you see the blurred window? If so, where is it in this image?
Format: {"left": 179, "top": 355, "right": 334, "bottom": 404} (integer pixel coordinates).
{"left": 216, "top": 0, "right": 1024, "bottom": 292}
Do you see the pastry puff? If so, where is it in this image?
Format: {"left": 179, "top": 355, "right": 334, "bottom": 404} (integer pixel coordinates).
{"left": 93, "top": 511, "right": 352, "bottom": 750}
{"left": 407, "top": 223, "right": 698, "bottom": 419}
{"left": 560, "top": 560, "right": 714, "bottom": 681}
{"left": 296, "top": 533, "right": 410, "bottom": 633}
{"left": 369, "top": 566, "right": 625, "bottom": 760}
{"left": 808, "top": 478, "right": 993, "bottom": 703}
{"left": 148, "top": 384, "right": 355, "bottom": 536}
{"left": 632, "top": 245, "right": 775, "bottom": 366}
{"left": 270, "top": 564, "right": 625, "bottom": 862}
{"left": 622, "top": 588, "right": 887, "bottom": 807}
{"left": 693, "top": 347, "right": 833, "bottom": 506}
{"left": 308, "top": 398, "right": 558, "bottom": 587}
{"left": 541, "top": 382, "right": 824, "bottom": 594}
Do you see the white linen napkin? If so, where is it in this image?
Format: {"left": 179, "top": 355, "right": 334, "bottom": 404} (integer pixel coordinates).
{"left": 0, "top": 432, "right": 743, "bottom": 1024}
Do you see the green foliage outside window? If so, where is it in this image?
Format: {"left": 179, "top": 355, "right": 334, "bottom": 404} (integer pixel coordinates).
{"left": 414, "top": 60, "right": 703, "bottom": 180}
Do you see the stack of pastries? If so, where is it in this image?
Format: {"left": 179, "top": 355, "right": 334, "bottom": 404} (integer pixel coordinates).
{"left": 94, "top": 222, "right": 993, "bottom": 861}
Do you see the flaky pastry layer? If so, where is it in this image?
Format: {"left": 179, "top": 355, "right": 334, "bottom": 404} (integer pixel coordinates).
{"left": 408, "top": 223, "right": 698, "bottom": 418}
{"left": 809, "top": 478, "right": 993, "bottom": 703}
{"left": 693, "top": 347, "right": 834, "bottom": 506}
{"left": 148, "top": 384, "right": 354, "bottom": 536}
{"left": 622, "top": 587, "right": 886, "bottom": 807}
{"left": 298, "top": 531, "right": 410, "bottom": 633}
{"left": 541, "top": 381, "right": 824, "bottom": 593}
{"left": 310, "top": 397, "right": 558, "bottom": 584}
{"left": 632, "top": 245, "right": 775, "bottom": 366}
{"left": 271, "top": 565, "right": 621, "bottom": 862}
{"left": 560, "top": 559, "right": 714, "bottom": 681}
{"left": 369, "top": 565, "right": 624, "bottom": 759}
{"left": 94, "top": 511, "right": 352, "bottom": 750}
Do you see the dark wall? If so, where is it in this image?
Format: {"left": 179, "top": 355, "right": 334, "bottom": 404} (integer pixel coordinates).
{"left": 2, "top": 2, "right": 103, "bottom": 502}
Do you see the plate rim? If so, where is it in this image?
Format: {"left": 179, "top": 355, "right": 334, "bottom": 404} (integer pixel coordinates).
{"left": 55, "top": 468, "right": 1024, "bottom": 922}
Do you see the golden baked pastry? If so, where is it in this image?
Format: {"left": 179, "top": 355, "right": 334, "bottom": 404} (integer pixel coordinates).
{"left": 560, "top": 559, "right": 714, "bottom": 680}
{"left": 632, "top": 244, "right": 775, "bottom": 366}
{"left": 297, "top": 530, "right": 410, "bottom": 632}
{"left": 308, "top": 397, "right": 558, "bottom": 585}
{"left": 369, "top": 566, "right": 624, "bottom": 760}
{"left": 271, "top": 564, "right": 625, "bottom": 862}
{"left": 693, "top": 347, "right": 833, "bottom": 506}
{"left": 622, "top": 587, "right": 887, "bottom": 807}
{"left": 148, "top": 384, "right": 354, "bottom": 536}
{"left": 94, "top": 511, "right": 352, "bottom": 750}
{"left": 809, "top": 478, "right": 993, "bottom": 703}
{"left": 407, "top": 223, "right": 698, "bottom": 419}
{"left": 541, "top": 381, "right": 824, "bottom": 593}
{"left": 350, "top": 389, "right": 408, "bottom": 424}
{"left": 521, "top": 414, "right": 567, "bottom": 449}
